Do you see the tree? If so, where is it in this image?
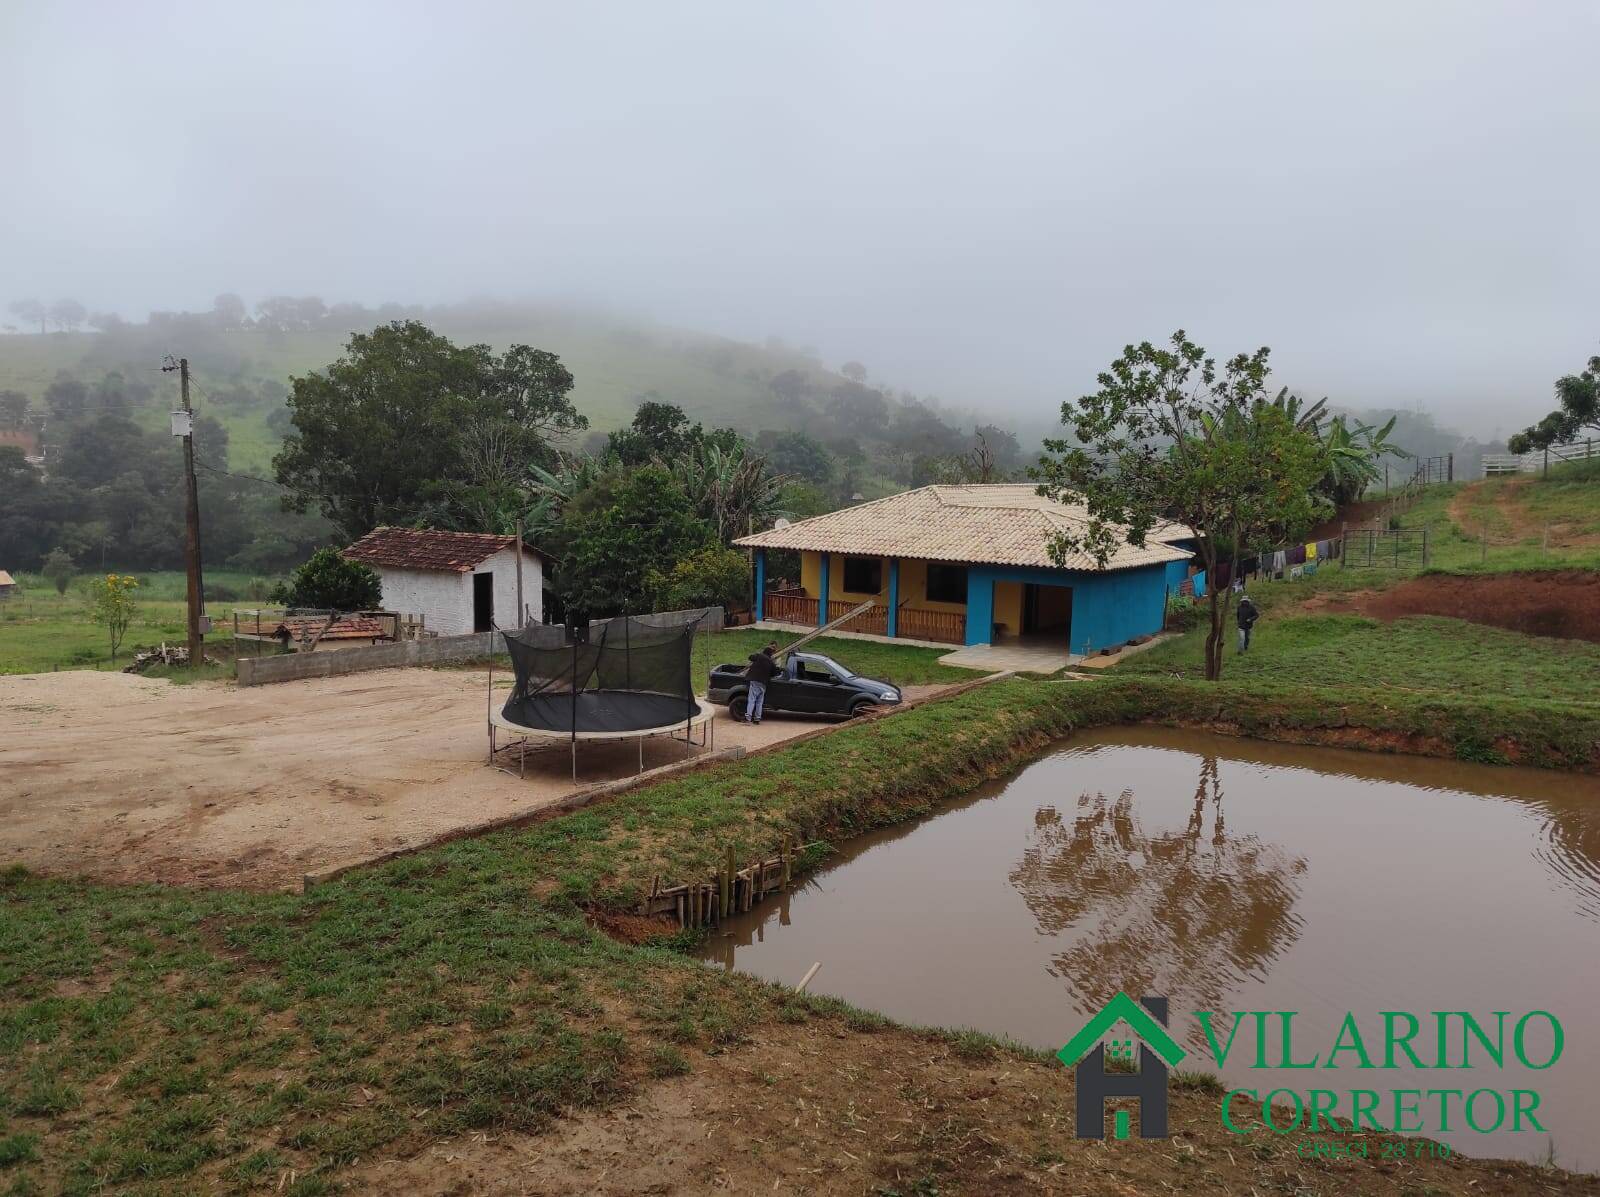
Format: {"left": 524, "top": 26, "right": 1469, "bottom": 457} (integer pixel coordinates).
{"left": 273, "top": 547, "right": 382, "bottom": 611}
{"left": 49, "top": 299, "right": 87, "bottom": 332}
{"left": 272, "top": 321, "right": 585, "bottom": 539}
{"left": 42, "top": 547, "right": 74, "bottom": 594}
{"left": 212, "top": 293, "right": 248, "bottom": 329}
{"left": 8, "top": 299, "right": 45, "bottom": 335}
{"left": 604, "top": 399, "right": 702, "bottom": 466}
{"left": 756, "top": 429, "right": 835, "bottom": 485}
{"left": 1036, "top": 331, "right": 1326, "bottom": 681}
{"left": 0, "top": 390, "right": 27, "bottom": 428}
{"left": 548, "top": 466, "right": 711, "bottom": 618}
{"left": 648, "top": 544, "right": 751, "bottom": 614}
{"left": 840, "top": 360, "right": 868, "bottom": 383}
{"left": 1509, "top": 349, "right": 1600, "bottom": 453}
{"left": 88, "top": 573, "right": 139, "bottom": 663}
{"left": 674, "top": 438, "right": 790, "bottom": 542}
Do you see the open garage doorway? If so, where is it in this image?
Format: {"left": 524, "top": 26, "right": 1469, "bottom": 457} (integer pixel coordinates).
{"left": 1022, "top": 582, "right": 1072, "bottom": 645}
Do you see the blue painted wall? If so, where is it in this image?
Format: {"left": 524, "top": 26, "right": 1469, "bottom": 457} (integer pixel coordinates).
{"left": 754, "top": 549, "right": 766, "bottom": 621}
{"left": 964, "top": 562, "right": 1170, "bottom": 652}
{"left": 817, "top": 554, "right": 831, "bottom": 627}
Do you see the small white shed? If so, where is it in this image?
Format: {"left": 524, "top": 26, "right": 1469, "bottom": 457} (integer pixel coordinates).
{"left": 342, "top": 528, "right": 543, "bottom": 638}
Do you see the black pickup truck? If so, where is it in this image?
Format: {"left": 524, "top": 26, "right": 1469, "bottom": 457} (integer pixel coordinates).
{"left": 707, "top": 651, "right": 902, "bottom": 720}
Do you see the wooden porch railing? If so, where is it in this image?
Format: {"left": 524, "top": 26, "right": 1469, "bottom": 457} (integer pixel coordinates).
{"left": 764, "top": 589, "right": 966, "bottom": 644}
{"left": 896, "top": 607, "right": 965, "bottom": 644}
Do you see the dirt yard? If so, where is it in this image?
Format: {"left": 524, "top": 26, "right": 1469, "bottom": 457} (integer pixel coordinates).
{"left": 1300, "top": 568, "right": 1600, "bottom": 642}
{"left": 0, "top": 669, "right": 946, "bottom": 891}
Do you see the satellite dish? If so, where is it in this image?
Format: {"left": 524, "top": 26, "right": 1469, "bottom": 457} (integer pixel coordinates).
{"left": 774, "top": 518, "right": 791, "bottom": 529}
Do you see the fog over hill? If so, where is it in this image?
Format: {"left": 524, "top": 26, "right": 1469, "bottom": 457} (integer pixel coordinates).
{"left": 5, "top": 2, "right": 1599, "bottom": 441}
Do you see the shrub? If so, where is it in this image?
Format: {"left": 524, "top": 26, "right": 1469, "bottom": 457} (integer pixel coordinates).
{"left": 648, "top": 544, "right": 751, "bottom": 615}
{"left": 1164, "top": 594, "right": 1201, "bottom": 631}
{"left": 272, "top": 548, "right": 381, "bottom": 612}
{"left": 41, "top": 547, "right": 74, "bottom": 595}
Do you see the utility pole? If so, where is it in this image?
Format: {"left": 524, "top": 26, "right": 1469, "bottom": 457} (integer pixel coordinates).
{"left": 164, "top": 356, "right": 206, "bottom": 665}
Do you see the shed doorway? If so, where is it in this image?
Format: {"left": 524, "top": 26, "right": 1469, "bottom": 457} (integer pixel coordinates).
{"left": 1022, "top": 583, "right": 1072, "bottom": 644}
{"left": 473, "top": 572, "right": 495, "bottom": 633}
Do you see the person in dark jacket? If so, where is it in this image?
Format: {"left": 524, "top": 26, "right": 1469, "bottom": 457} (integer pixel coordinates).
{"left": 743, "top": 644, "right": 780, "bottom": 723}
{"left": 1236, "top": 594, "right": 1260, "bottom": 654}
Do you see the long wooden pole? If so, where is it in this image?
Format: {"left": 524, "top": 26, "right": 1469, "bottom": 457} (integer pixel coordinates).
{"left": 515, "top": 519, "right": 525, "bottom": 629}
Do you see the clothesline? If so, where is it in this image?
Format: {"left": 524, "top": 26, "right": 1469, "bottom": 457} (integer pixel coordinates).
{"left": 1178, "top": 536, "right": 1342, "bottom": 599}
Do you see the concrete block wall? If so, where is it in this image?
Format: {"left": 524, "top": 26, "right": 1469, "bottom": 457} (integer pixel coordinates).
{"left": 236, "top": 630, "right": 504, "bottom": 686}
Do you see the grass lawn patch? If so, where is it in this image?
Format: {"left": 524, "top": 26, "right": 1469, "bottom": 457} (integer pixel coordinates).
{"left": 1119, "top": 609, "right": 1600, "bottom": 706}
{"left": 3, "top": 675, "right": 1597, "bottom": 1192}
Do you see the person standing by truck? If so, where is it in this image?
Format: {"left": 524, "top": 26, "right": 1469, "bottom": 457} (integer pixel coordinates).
{"left": 743, "top": 643, "right": 780, "bottom": 723}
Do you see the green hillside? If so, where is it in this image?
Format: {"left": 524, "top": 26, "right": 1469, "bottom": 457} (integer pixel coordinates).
{"left": 0, "top": 307, "right": 878, "bottom": 471}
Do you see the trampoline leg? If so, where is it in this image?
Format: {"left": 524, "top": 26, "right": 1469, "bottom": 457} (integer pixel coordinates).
{"left": 571, "top": 740, "right": 576, "bottom": 783}
{"left": 638, "top": 735, "right": 643, "bottom": 774}
{"left": 519, "top": 737, "right": 526, "bottom": 779}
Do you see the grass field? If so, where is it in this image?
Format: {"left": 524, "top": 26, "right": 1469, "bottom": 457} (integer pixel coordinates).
{"left": 0, "top": 571, "right": 274, "bottom": 675}
{"left": 1121, "top": 609, "right": 1600, "bottom": 705}
{"left": 4, "top": 674, "right": 1597, "bottom": 1195}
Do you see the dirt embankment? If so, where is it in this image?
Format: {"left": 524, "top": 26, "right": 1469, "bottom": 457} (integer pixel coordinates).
{"left": 1304, "top": 569, "right": 1600, "bottom": 643}
{"left": 339, "top": 1014, "right": 1599, "bottom": 1196}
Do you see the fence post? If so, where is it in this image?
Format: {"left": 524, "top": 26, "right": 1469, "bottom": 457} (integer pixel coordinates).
{"left": 1544, "top": 447, "right": 1549, "bottom": 479}
{"left": 1421, "top": 527, "right": 1428, "bottom": 568}
{"left": 1447, "top": 452, "right": 1453, "bottom": 482}
{"left": 1339, "top": 523, "right": 1347, "bottom": 569}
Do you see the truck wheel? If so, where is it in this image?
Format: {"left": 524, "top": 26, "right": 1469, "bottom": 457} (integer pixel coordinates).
{"left": 729, "top": 693, "right": 748, "bottom": 720}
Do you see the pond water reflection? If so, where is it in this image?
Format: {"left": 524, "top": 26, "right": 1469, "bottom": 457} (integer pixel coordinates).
{"left": 700, "top": 727, "right": 1600, "bottom": 1168}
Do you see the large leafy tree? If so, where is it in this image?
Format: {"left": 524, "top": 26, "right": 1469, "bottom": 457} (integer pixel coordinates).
{"left": 273, "top": 321, "right": 586, "bottom": 540}
{"left": 547, "top": 466, "right": 711, "bottom": 619}
{"left": 1036, "top": 331, "right": 1326, "bottom": 681}
{"left": 1509, "top": 348, "right": 1600, "bottom": 453}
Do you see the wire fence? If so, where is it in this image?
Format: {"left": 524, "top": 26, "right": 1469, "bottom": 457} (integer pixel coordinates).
{"left": 1342, "top": 527, "right": 1430, "bottom": 569}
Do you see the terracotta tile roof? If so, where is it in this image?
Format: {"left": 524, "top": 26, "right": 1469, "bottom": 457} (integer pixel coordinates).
{"left": 271, "top": 615, "right": 391, "bottom": 642}
{"left": 343, "top": 527, "right": 519, "bottom": 572}
{"left": 734, "top": 484, "right": 1195, "bottom": 571}
{"left": 0, "top": 571, "right": 14, "bottom": 586}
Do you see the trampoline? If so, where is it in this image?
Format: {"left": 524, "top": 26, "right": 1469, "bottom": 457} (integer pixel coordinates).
{"left": 488, "top": 610, "right": 714, "bottom": 779}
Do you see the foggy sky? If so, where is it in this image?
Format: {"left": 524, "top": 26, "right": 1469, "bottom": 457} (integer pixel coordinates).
{"left": 5, "top": 1, "right": 1598, "bottom": 438}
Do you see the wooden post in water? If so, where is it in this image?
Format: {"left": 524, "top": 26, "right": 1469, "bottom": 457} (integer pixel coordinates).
{"left": 721, "top": 846, "right": 734, "bottom": 918}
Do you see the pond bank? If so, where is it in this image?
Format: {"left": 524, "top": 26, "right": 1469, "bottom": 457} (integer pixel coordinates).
{"left": 6, "top": 674, "right": 1600, "bottom": 1194}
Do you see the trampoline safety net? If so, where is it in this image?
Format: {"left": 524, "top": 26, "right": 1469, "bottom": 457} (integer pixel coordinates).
{"left": 501, "top": 611, "right": 705, "bottom": 735}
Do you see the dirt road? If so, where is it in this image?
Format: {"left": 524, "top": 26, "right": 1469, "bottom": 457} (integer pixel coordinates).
{"left": 1, "top": 669, "right": 918, "bottom": 891}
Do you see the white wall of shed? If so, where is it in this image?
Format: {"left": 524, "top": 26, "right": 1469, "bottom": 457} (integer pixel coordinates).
{"left": 374, "top": 567, "right": 471, "bottom": 636}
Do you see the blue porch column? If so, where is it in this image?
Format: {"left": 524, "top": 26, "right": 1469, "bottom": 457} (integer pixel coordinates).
{"left": 965, "top": 567, "right": 994, "bottom": 646}
{"left": 886, "top": 558, "right": 900, "bottom": 637}
{"left": 817, "top": 553, "right": 830, "bottom": 627}
{"left": 753, "top": 549, "right": 766, "bottom": 622}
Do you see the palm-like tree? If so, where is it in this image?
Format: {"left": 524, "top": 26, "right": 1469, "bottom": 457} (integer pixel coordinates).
{"left": 673, "top": 440, "right": 791, "bottom": 542}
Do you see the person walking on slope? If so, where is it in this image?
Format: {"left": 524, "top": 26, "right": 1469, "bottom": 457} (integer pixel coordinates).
{"left": 743, "top": 643, "right": 780, "bottom": 724}
{"left": 1236, "top": 593, "right": 1260, "bottom": 654}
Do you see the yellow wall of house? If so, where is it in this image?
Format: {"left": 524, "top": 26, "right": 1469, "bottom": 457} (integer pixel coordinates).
{"left": 993, "top": 580, "right": 1023, "bottom": 637}
{"left": 798, "top": 552, "right": 972, "bottom": 616}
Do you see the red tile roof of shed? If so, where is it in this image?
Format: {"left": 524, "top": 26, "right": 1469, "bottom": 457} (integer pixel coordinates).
{"left": 342, "top": 527, "right": 520, "bottom": 572}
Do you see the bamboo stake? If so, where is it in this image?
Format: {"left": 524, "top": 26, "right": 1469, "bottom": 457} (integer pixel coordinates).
{"left": 722, "top": 846, "right": 734, "bottom": 918}
{"left": 796, "top": 962, "right": 821, "bottom": 992}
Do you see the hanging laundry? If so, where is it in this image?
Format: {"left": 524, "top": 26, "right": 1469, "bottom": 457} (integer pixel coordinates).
{"left": 1240, "top": 555, "right": 1259, "bottom": 579}
{"left": 1316, "top": 539, "right": 1332, "bottom": 561}
{"left": 1289, "top": 544, "right": 1307, "bottom": 565}
{"left": 1305, "top": 542, "right": 1318, "bottom": 561}
{"left": 1272, "top": 549, "right": 1287, "bottom": 579}
{"left": 1193, "top": 571, "right": 1207, "bottom": 598}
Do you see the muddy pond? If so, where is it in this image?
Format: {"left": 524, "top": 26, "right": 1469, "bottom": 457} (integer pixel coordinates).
{"left": 700, "top": 727, "right": 1600, "bottom": 1168}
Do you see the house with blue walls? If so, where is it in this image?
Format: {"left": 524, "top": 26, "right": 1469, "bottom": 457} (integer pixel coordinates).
{"left": 734, "top": 485, "right": 1196, "bottom": 654}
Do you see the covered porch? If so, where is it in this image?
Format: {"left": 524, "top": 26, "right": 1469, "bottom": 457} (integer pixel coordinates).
{"left": 755, "top": 551, "right": 967, "bottom": 644}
